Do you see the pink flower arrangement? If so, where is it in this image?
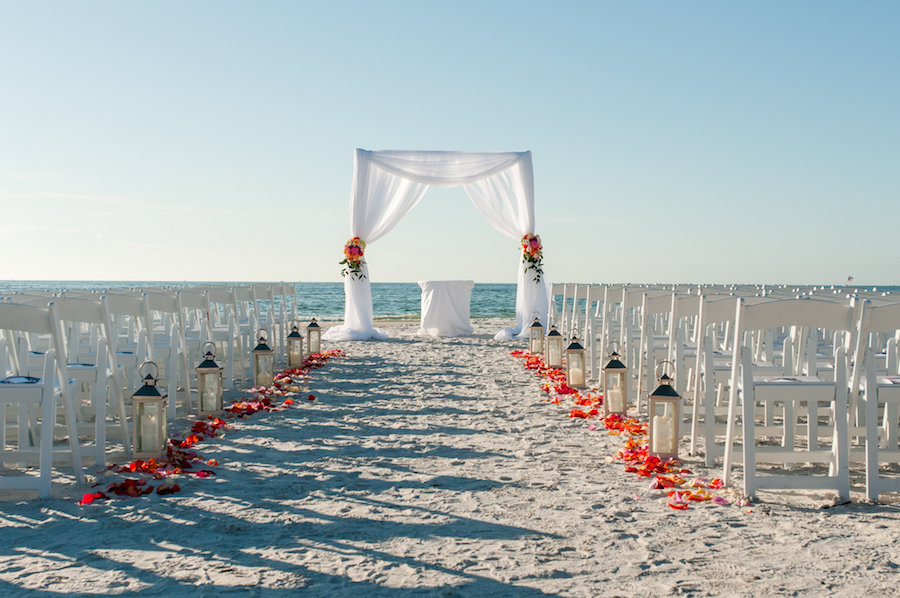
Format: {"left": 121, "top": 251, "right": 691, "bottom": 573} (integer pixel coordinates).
{"left": 521, "top": 233, "right": 544, "bottom": 282}
{"left": 340, "top": 236, "right": 366, "bottom": 279}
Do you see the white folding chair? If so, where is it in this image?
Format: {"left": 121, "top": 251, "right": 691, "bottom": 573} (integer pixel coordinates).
{"left": 252, "top": 283, "right": 284, "bottom": 364}
{"left": 637, "top": 292, "right": 676, "bottom": 408}
{"left": 690, "top": 295, "right": 740, "bottom": 465}
{"left": 667, "top": 294, "right": 702, "bottom": 398}
{"left": 594, "top": 284, "right": 626, "bottom": 388}
{"left": 102, "top": 292, "right": 150, "bottom": 399}
{"left": 206, "top": 286, "right": 244, "bottom": 388}
{"left": 550, "top": 283, "right": 565, "bottom": 330}
{"left": 49, "top": 296, "right": 131, "bottom": 462}
{"left": 558, "top": 283, "right": 575, "bottom": 338}
{"left": 722, "top": 297, "right": 860, "bottom": 500}
{"left": 233, "top": 285, "right": 257, "bottom": 381}
{"left": 177, "top": 288, "right": 212, "bottom": 382}
{"left": 142, "top": 291, "right": 187, "bottom": 419}
{"left": 583, "top": 285, "right": 605, "bottom": 381}
{"left": 568, "top": 284, "right": 589, "bottom": 344}
{"left": 854, "top": 300, "right": 900, "bottom": 501}
{"left": 1, "top": 302, "right": 84, "bottom": 497}
{"left": 618, "top": 288, "right": 646, "bottom": 398}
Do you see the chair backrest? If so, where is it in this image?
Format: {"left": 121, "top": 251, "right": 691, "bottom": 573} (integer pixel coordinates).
{"left": 206, "top": 286, "right": 237, "bottom": 326}
{"left": 177, "top": 288, "right": 211, "bottom": 340}
{"left": 858, "top": 300, "right": 900, "bottom": 335}
{"left": 732, "top": 296, "right": 859, "bottom": 379}
{"left": 851, "top": 300, "right": 900, "bottom": 392}
{"left": 102, "top": 291, "right": 148, "bottom": 351}
{"left": 550, "top": 283, "right": 565, "bottom": 326}
{"left": 49, "top": 296, "right": 116, "bottom": 363}
{"left": 0, "top": 302, "right": 65, "bottom": 380}
{"left": 233, "top": 285, "right": 255, "bottom": 322}
{"left": 251, "top": 283, "right": 275, "bottom": 322}
{"left": 737, "top": 296, "right": 857, "bottom": 333}
{"left": 569, "top": 284, "right": 589, "bottom": 336}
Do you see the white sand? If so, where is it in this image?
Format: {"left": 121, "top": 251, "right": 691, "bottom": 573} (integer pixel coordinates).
{"left": 2, "top": 318, "right": 899, "bottom": 596}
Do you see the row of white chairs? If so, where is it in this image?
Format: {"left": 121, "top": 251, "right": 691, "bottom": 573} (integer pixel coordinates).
{"left": 550, "top": 283, "right": 900, "bottom": 502}
{"left": 1, "top": 283, "right": 300, "bottom": 498}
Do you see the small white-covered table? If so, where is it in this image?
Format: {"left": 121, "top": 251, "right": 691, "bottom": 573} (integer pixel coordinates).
{"left": 417, "top": 280, "right": 475, "bottom": 337}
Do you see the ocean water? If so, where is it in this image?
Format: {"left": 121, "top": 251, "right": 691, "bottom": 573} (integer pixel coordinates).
{"left": 0, "top": 281, "right": 518, "bottom": 320}
{"left": 3, "top": 281, "right": 896, "bottom": 322}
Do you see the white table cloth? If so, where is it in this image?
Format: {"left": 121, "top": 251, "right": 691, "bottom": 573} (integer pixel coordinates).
{"left": 418, "top": 280, "right": 475, "bottom": 337}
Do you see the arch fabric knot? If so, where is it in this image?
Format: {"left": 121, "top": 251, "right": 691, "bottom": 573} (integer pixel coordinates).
{"left": 521, "top": 233, "right": 543, "bottom": 282}
{"left": 340, "top": 237, "right": 366, "bottom": 279}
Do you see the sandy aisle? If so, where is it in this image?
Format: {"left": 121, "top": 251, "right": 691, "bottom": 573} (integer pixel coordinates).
{"left": 2, "top": 319, "right": 899, "bottom": 596}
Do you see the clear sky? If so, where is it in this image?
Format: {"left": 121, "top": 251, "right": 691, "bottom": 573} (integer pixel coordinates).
{"left": 1, "top": 1, "right": 898, "bottom": 285}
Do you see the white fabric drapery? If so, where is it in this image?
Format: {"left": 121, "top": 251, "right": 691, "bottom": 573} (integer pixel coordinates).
{"left": 324, "top": 149, "right": 551, "bottom": 341}
{"left": 418, "top": 280, "right": 475, "bottom": 337}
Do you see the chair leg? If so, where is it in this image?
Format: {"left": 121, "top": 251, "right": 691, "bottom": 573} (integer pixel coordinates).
{"left": 93, "top": 374, "right": 107, "bottom": 467}
{"left": 39, "top": 392, "right": 55, "bottom": 498}
{"left": 111, "top": 371, "right": 131, "bottom": 456}
{"left": 864, "top": 355, "right": 881, "bottom": 502}
{"left": 167, "top": 350, "right": 178, "bottom": 421}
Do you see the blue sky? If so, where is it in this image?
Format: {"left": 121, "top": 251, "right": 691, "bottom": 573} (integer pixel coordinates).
{"left": 1, "top": 1, "right": 898, "bottom": 285}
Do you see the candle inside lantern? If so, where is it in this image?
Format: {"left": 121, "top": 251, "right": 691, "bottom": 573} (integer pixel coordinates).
{"left": 652, "top": 414, "right": 673, "bottom": 454}
{"left": 256, "top": 358, "right": 272, "bottom": 386}
{"left": 201, "top": 375, "right": 219, "bottom": 412}
{"left": 548, "top": 343, "right": 560, "bottom": 366}
{"left": 607, "top": 387, "right": 624, "bottom": 413}
{"left": 141, "top": 409, "right": 159, "bottom": 453}
{"left": 566, "top": 334, "right": 586, "bottom": 389}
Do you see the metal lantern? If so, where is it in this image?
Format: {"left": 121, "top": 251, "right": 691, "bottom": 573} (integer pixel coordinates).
{"left": 546, "top": 323, "right": 563, "bottom": 368}
{"left": 286, "top": 322, "right": 304, "bottom": 368}
{"left": 565, "top": 333, "right": 586, "bottom": 389}
{"left": 252, "top": 329, "right": 274, "bottom": 388}
{"left": 528, "top": 313, "right": 544, "bottom": 355}
{"left": 196, "top": 341, "right": 223, "bottom": 417}
{"left": 306, "top": 316, "right": 321, "bottom": 356}
{"left": 602, "top": 342, "right": 628, "bottom": 417}
{"left": 648, "top": 360, "right": 681, "bottom": 459}
{"left": 132, "top": 361, "right": 167, "bottom": 460}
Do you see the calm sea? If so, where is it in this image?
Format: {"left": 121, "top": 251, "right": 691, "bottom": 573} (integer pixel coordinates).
{"left": 2, "top": 281, "right": 896, "bottom": 321}
{"left": 0, "top": 281, "right": 518, "bottom": 321}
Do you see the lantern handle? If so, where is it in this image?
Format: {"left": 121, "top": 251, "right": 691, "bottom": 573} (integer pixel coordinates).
{"left": 138, "top": 361, "right": 159, "bottom": 382}
{"left": 256, "top": 328, "right": 268, "bottom": 341}
{"left": 201, "top": 341, "right": 216, "bottom": 357}
{"left": 655, "top": 360, "right": 675, "bottom": 381}
{"left": 607, "top": 340, "right": 620, "bottom": 355}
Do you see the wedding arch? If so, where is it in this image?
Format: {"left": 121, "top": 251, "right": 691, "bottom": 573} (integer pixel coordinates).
{"left": 323, "top": 149, "right": 552, "bottom": 341}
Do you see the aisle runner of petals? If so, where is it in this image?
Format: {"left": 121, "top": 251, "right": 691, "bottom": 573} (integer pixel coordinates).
{"left": 511, "top": 350, "right": 743, "bottom": 510}
{"left": 78, "top": 350, "right": 345, "bottom": 505}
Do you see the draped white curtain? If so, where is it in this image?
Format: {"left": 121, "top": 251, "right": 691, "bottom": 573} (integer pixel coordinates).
{"left": 324, "top": 149, "right": 551, "bottom": 341}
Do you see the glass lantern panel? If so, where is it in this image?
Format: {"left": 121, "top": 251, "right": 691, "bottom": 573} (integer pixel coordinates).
{"left": 568, "top": 352, "right": 585, "bottom": 386}
{"left": 137, "top": 401, "right": 161, "bottom": 454}
{"left": 606, "top": 373, "right": 626, "bottom": 413}
{"left": 651, "top": 400, "right": 677, "bottom": 455}
{"left": 161, "top": 403, "right": 167, "bottom": 446}
{"left": 255, "top": 354, "right": 273, "bottom": 385}
{"left": 569, "top": 352, "right": 583, "bottom": 371}
{"left": 289, "top": 341, "right": 303, "bottom": 364}
{"left": 529, "top": 330, "right": 543, "bottom": 354}
{"left": 200, "top": 372, "right": 220, "bottom": 412}
{"left": 548, "top": 341, "right": 561, "bottom": 366}
{"left": 309, "top": 333, "right": 321, "bottom": 355}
